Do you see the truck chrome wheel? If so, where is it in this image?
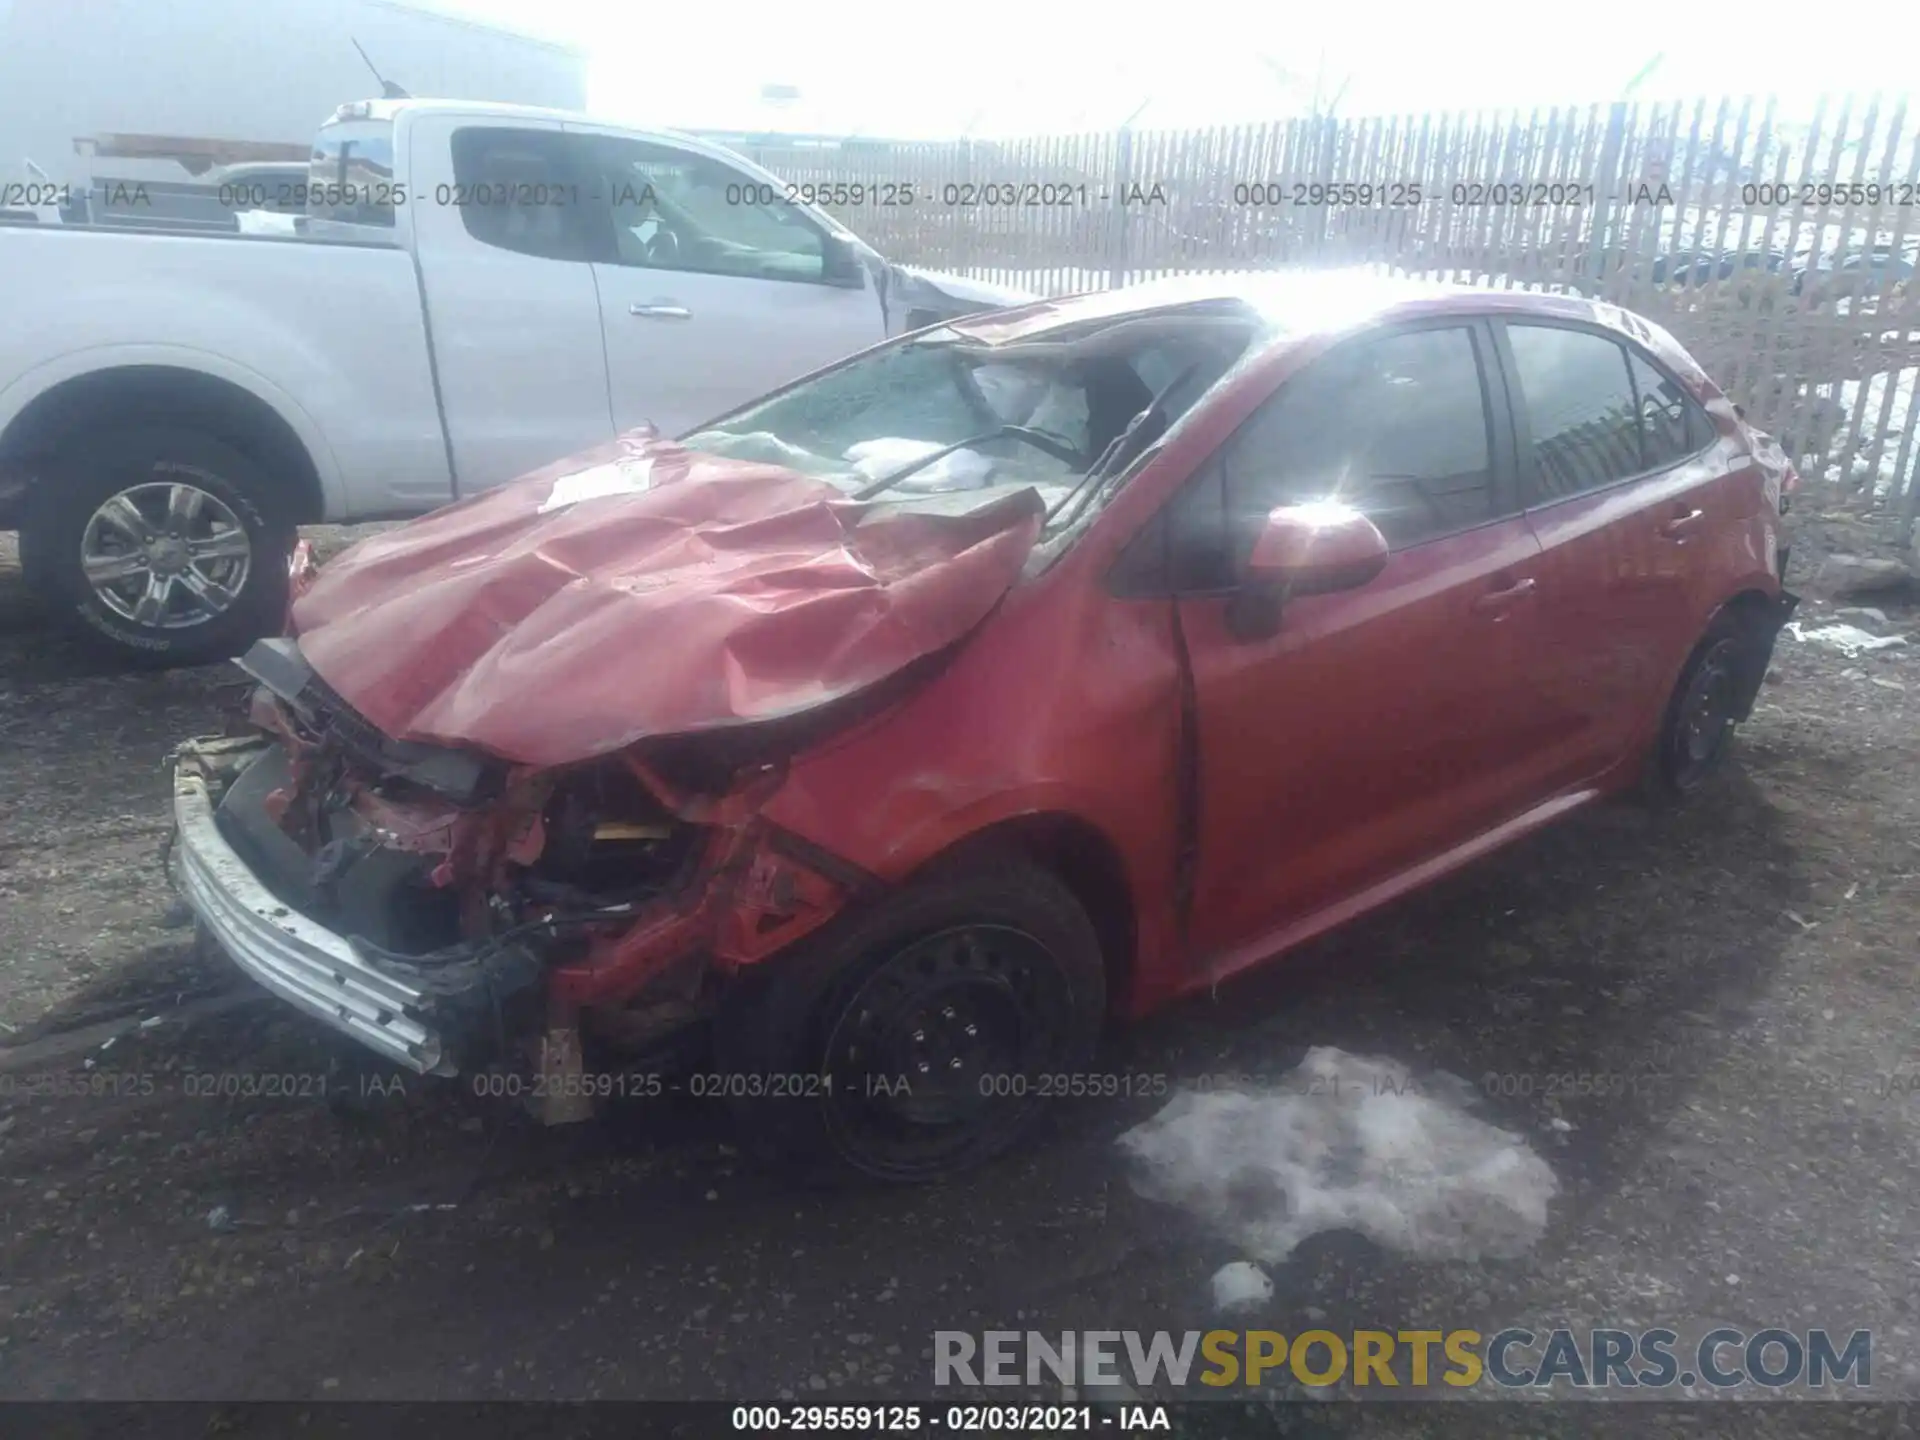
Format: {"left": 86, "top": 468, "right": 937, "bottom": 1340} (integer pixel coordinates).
{"left": 80, "top": 478, "right": 253, "bottom": 630}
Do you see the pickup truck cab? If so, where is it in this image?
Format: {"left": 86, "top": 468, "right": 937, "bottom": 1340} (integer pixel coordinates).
{"left": 0, "top": 99, "right": 1024, "bottom": 664}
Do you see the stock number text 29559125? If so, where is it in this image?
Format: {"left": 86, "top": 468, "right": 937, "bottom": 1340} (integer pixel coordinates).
{"left": 1232, "top": 181, "right": 1425, "bottom": 206}
{"left": 731, "top": 1404, "right": 1136, "bottom": 1431}
{"left": 726, "top": 180, "right": 1124, "bottom": 207}
{"left": 468, "top": 1071, "right": 836, "bottom": 1101}
{"left": 723, "top": 181, "right": 920, "bottom": 208}
{"left": 1742, "top": 181, "right": 1920, "bottom": 207}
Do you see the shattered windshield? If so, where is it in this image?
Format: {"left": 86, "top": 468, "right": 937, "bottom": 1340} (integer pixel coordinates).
{"left": 681, "top": 309, "right": 1260, "bottom": 524}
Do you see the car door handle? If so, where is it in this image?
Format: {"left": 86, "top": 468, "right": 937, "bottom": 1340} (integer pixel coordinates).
{"left": 1659, "top": 507, "right": 1705, "bottom": 538}
{"left": 1471, "top": 577, "right": 1537, "bottom": 613}
{"left": 629, "top": 304, "right": 692, "bottom": 320}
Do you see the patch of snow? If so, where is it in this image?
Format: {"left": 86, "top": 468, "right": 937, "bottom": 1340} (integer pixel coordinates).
{"left": 1835, "top": 369, "right": 1917, "bottom": 497}
{"left": 1118, "top": 1047, "right": 1558, "bottom": 1265}
{"left": 1786, "top": 621, "right": 1909, "bottom": 657}
{"left": 1209, "top": 1261, "right": 1274, "bottom": 1313}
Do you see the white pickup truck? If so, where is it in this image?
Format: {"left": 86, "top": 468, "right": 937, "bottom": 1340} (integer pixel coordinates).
{"left": 0, "top": 99, "right": 1027, "bottom": 664}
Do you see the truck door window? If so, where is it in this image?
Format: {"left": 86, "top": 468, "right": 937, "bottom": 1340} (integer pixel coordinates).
{"left": 585, "top": 136, "right": 827, "bottom": 284}
{"left": 448, "top": 127, "right": 597, "bottom": 262}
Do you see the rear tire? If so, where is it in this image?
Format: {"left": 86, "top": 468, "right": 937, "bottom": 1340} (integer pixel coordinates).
{"left": 713, "top": 864, "right": 1107, "bottom": 1184}
{"left": 1643, "top": 612, "right": 1757, "bottom": 802}
{"left": 20, "top": 426, "right": 293, "bottom": 668}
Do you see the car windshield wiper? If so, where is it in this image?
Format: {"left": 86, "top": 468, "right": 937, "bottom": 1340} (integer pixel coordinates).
{"left": 853, "top": 425, "right": 1083, "bottom": 501}
{"left": 1043, "top": 360, "right": 1204, "bottom": 530}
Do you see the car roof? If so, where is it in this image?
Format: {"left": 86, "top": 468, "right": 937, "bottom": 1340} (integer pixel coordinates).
{"left": 952, "top": 270, "right": 1625, "bottom": 347}
{"left": 947, "top": 269, "right": 1713, "bottom": 389}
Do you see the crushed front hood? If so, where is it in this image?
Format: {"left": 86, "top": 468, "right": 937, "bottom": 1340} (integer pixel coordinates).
{"left": 289, "top": 433, "right": 1044, "bottom": 768}
{"left": 889, "top": 263, "right": 1036, "bottom": 317}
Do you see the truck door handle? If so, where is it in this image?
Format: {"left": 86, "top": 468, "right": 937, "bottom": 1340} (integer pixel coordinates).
{"left": 629, "top": 304, "right": 692, "bottom": 320}
{"left": 1659, "top": 507, "right": 1705, "bottom": 539}
{"left": 1471, "top": 576, "right": 1537, "bottom": 614}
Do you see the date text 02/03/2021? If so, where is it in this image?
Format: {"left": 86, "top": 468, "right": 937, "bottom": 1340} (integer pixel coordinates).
{"left": 729, "top": 1403, "right": 1172, "bottom": 1432}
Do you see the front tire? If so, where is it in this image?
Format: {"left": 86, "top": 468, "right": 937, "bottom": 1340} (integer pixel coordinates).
{"left": 714, "top": 865, "right": 1107, "bottom": 1184}
{"left": 20, "top": 427, "right": 293, "bottom": 667}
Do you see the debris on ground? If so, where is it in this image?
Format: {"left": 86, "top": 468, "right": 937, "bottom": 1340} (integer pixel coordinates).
{"left": 1785, "top": 621, "right": 1909, "bottom": 657}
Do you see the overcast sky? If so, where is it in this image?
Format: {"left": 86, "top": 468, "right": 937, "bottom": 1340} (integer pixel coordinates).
{"left": 436, "top": 0, "right": 1919, "bottom": 138}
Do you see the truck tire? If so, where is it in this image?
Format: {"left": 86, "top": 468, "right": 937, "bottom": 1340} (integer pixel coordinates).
{"left": 21, "top": 427, "right": 294, "bottom": 667}
{"left": 713, "top": 863, "right": 1107, "bottom": 1184}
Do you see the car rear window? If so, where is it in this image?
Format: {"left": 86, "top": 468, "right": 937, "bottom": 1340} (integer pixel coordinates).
{"left": 1628, "top": 351, "right": 1713, "bottom": 469}
{"left": 1506, "top": 324, "right": 1642, "bottom": 501}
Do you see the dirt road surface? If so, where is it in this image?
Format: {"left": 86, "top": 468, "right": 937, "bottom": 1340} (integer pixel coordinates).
{"left": 4, "top": 524, "right": 1919, "bottom": 1439}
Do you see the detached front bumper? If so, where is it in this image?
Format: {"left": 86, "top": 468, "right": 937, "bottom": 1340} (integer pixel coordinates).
{"left": 170, "top": 738, "right": 454, "bottom": 1076}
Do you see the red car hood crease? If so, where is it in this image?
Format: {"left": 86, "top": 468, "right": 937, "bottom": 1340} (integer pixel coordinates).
{"left": 290, "top": 434, "right": 1045, "bottom": 768}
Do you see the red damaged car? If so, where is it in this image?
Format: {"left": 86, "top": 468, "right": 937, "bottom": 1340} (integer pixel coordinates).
{"left": 169, "top": 274, "right": 1797, "bottom": 1180}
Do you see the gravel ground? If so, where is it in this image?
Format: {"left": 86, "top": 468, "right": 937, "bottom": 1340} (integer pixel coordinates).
{"left": 3, "top": 516, "right": 1920, "bottom": 1438}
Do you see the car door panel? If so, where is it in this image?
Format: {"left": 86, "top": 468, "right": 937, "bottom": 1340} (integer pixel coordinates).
{"left": 563, "top": 125, "right": 887, "bottom": 440}
{"left": 405, "top": 115, "right": 613, "bottom": 494}
{"left": 593, "top": 267, "right": 886, "bottom": 437}
{"left": 1154, "top": 319, "right": 1561, "bottom": 962}
{"left": 1494, "top": 321, "right": 1728, "bottom": 784}
{"left": 1180, "top": 515, "right": 1549, "bottom": 956}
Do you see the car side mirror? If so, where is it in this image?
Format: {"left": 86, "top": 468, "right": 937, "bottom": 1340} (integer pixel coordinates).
{"left": 1226, "top": 502, "right": 1390, "bottom": 641}
{"left": 821, "top": 234, "right": 866, "bottom": 288}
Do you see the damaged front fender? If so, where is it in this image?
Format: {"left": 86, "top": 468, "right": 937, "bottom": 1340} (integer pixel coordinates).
{"left": 540, "top": 752, "right": 877, "bottom": 1011}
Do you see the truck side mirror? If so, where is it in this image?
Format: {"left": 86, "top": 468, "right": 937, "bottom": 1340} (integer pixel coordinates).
{"left": 821, "top": 234, "right": 866, "bottom": 288}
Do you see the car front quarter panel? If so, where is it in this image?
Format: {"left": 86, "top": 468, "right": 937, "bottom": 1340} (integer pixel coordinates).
{"left": 540, "top": 756, "right": 868, "bottom": 1009}
{"left": 753, "top": 576, "right": 1190, "bottom": 1010}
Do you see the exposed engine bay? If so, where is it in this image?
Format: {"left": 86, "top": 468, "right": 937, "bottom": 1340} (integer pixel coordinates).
{"left": 176, "top": 638, "right": 875, "bottom": 1108}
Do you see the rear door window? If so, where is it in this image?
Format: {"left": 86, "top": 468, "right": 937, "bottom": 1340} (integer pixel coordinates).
{"left": 1504, "top": 324, "right": 1644, "bottom": 502}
